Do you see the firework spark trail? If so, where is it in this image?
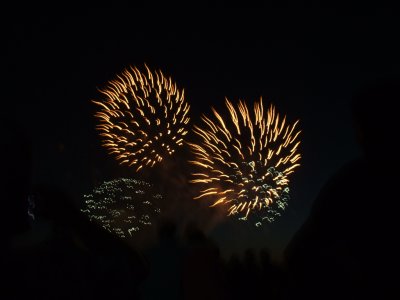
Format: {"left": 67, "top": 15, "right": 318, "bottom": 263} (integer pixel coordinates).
{"left": 81, "top": 178, "right": 162, "bottom": 238}
{"left": 92, "top": 65, "right": 190, "bottom": 172}
{"left": 189, "top": 98, "right": 301, "bottom": 225}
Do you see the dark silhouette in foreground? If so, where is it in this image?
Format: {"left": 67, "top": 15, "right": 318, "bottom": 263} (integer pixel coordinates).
{"left": 283, "top": 77, "right": 399, "bottom": 299}
{"left": 3, "top": 183, "right": 147, "bottom": 299}
{"left": 1, "top": 118, "right": 33, "bottom": 299}
{"left": 140, "top": 218, "right": 183, "bottom": 300}
{"left": 181, "top": 222, "right": 230, "bottom": 300}
{"left": 1, "top": 118, "right": 31, "bottom": 245}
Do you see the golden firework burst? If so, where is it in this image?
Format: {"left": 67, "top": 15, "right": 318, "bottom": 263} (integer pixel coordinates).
{"left": 189, "top": 98, "right": 301, "bottom": 225}
{"left": 92, "top": 65, "right": 190, "bottom": 171}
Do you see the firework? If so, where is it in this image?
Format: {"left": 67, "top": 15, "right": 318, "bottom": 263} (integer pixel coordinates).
{"left": 92, "top": 65, "right": 190, "bottom": 172}
{"left": 81, "top": 178, "right": 162, "bottom": 238}
{"left": 189, "top": 98, "right": 301, "bottom": 225}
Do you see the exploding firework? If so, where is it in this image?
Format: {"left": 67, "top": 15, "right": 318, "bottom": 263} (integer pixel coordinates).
{"left": 81, "top": 178, "right": 162, "bottom": 238}
{"left": 189, "top": 98, "right": 301, "bottom": 225}
{"left": 92, "top": 65, "right": 190, "bottom": 172}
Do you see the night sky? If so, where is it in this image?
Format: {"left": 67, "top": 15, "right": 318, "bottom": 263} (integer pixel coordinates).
{"left": 4, "top": 3, "right": 399, "bottom": 261}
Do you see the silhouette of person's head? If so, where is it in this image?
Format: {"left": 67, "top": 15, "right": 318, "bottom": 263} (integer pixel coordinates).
{"left": 351, "top": 76, "right": 400, "bottom": 163}
{"left": 259, "top": 247, "right": 271, "bottom": 266}
{"left": 157, "top": 217, "right": 177, "bottom": 241}
{"left": 32, "top": 184, "right": 78, "bottom": 228}
{"left": 282, "top": 77, "right": 400, "bottom": 299}
{"left": 184, "top": 221, "right": 206, "bottom": 243}
{"left": 243, "top": 248, "right": 257, "bottom": 268}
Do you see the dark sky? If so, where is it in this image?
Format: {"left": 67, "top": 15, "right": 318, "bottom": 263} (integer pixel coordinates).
{"left": 4, "top": 3, "right": 399, "bottom": 260}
